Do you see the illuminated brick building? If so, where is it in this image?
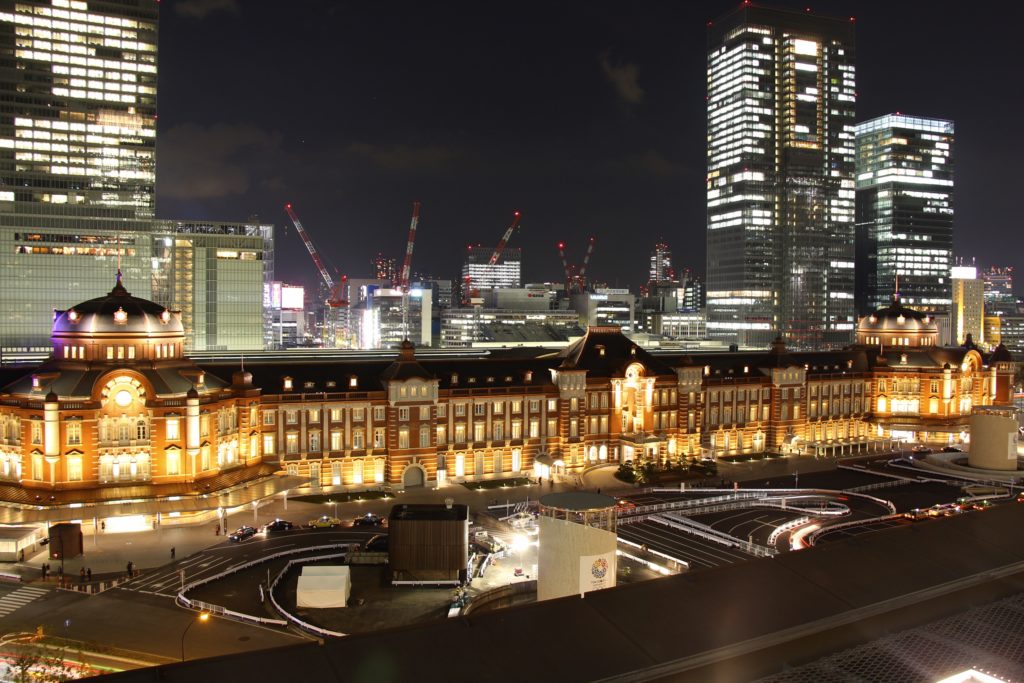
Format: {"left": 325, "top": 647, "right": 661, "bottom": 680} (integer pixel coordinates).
{"left": 0, "top": 286, "right": 1015, "bottom": 515}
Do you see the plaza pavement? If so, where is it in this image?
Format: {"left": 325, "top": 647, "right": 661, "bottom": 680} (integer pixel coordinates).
{"left": 3, "top": 452, "right": 852, "bottom": 584}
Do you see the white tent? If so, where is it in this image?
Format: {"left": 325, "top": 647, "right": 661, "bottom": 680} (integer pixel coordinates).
{"left": 302, "top": 565, "right": 350, "bottom": 577}
{"left": 297, "top": 565, "right": 350, "bottom": 608}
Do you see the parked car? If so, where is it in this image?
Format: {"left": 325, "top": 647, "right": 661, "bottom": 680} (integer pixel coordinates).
{"left": 308, "top": 515, "right": 342, "bottom": 529}
{"left": 364, "top": 534, "right": 389, "bottom": 552}
{"left": 262, "top": 519, "right": 295, "bottom": 533}
{"left": 941, "top": 446, "right": 963, "bottom": 453}
{"left": 903, "top": 508, "right": 928, "bottom": 520}
{"left": 229, "top": 526, "right": 257, "bottom": 542}
{"left": 353, "top": 513, "right": 382, "bottom": 527}
{"left": 615, "top": 499, "right": 637, "bottom": 512}
{"left": 911, "top": 445, "right": 932, "bottom": 455}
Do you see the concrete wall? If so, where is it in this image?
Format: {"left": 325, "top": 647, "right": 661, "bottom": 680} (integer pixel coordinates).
{"left": 968, "top": 408, "right": 1019, "bottom": 471}
{"left": 538, "top": 515, "right": 616, "bottom": 602}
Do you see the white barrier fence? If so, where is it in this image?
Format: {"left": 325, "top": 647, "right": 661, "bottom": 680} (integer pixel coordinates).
{"left": 268, "top": 553, "right": 350, "bottom": 639}
{"left": 767, "top": 516, "right": 811, "bottom": 547}
{"left": 652, "top": 513, "right": 778, "bottom": 558}
{"left": 176, "top": 543, "right": 355, "bottom": 628}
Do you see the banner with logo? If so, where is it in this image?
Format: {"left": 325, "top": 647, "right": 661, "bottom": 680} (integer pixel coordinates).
{"left": 579, "top": 552, "right": 615, "bottom": 594}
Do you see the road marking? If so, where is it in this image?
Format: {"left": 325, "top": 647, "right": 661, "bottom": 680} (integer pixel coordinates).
{"left": 0, "top": 586, "right": 48, "bottom": 617}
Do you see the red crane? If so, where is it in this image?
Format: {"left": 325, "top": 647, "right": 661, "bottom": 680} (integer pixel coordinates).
{"left": 488, "top": 211, "right": 521, "bottom": 265}
{"left": 283, "top": 203, "right": 348, "bottom": 307}
{"left": 396, "top": 201, "right": 421, "bottom": 291}
{"left": 556, "top": 237, "right": 598, "bottom": 294}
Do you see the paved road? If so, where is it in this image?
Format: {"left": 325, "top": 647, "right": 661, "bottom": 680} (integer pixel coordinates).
{"left": 691, "top": 508, "right": 804, "bottom": 543}
{"left": 618, "top": 521, "right": 756, "bottom": 571}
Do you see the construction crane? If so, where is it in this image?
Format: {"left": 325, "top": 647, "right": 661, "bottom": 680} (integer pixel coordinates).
{"left": 557, "top": 237, "right": 598, "bottom": 294}
{"left": 488, "top": 210, "right": 521, "bottom": 265}
{"left": 283, "top": 203, "right": 347, "bottom": 307}
{"left": 462, "top": 211, "right": 522, "bottom": 304}
{"left": 395, "top": 201, "right": 421, "bottom": 292}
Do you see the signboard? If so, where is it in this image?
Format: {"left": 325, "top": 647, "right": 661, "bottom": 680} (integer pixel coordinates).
{"left": 281, "top": 285, "right": 304, "bottom": 310}
{"left": 579, "top": 552, "right": 615, "bottom": 595}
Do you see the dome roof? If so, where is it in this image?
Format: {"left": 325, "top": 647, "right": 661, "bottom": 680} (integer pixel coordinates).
{"left": 52, "top": 273, "right": 183, "bottom": 340}
{"left": 857, "top": 295, "right": 937, "bottom": 335}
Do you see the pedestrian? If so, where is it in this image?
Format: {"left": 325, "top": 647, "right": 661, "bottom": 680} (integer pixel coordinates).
{"left": 86, "top": 568, "right": 91, "bottom": 581}
{"left": 171, "top": 547, "right": 176, "bottom": 560}
{"left": 126, "top": 561, "right": 132, "bottom": 578}
{"left": 215, "top": 523, "right": 220, "bottom": 536}
{"left": 80, "top": 567, "right": 85, "bottom": 583}
{"left": 57, "top": 565, "right": 62, "bottom": 579}
{"left": 100, "top": 521, "right": 105, "bottom": 532}
{"left": 41, "top": 563, "right": 46, "bottom": 580}
{"left": 597, "top": 487, "right": 601, "bottom": 494}
{"left": 18, "top": 549, "right": 24, "bottom": 562}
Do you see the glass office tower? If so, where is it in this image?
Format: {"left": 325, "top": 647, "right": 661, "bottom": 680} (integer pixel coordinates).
{"left": 706, "top": 6, "right": 856, "bottom": 349}
{"left": 151, "top": 220, "right": 274, "bottom": 352}
{"left": 0, "top": 0, "right": 157, "bottom": 354}
{"left": 855, "top": 114, "right": 954, "bottom": 316}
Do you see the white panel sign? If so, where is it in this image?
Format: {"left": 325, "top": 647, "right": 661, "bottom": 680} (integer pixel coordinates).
{"left": 579, "top": 552, "right": 614, "bottom": 595}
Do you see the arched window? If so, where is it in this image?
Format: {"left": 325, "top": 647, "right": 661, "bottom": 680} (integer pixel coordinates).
{"left": 136, "top": 419, "right": 148, "bottom": 440}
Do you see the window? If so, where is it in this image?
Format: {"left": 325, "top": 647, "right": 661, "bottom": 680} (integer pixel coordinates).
{"left": 286, "top": 410, "right": 298, "bottom": 425}
{"left": 511, "top": 448, "right": 521, "bottom": 472}
{"left": 330, "top": 431, "right": 342, "bottom": 451}
{"left": 419, "top": 426, "right": 430, "bottom": 448}
{"left": 437, "top": 404, "right": 447, "bottom": 418}
{"left": 353, "top": 408, "right": 365, "bottom": 422}
{"left": 493, "top": 422, "right": 504, "bottom": 441}
{"left": 373, "top": 428, "right": 386, "bottom": 448}
{"left": 455, "top": 404, "right": 466, "bottom": 417}
{"left": 511, "top": 401, "right": 522, "bottom": 413}
{"left": 352, "top": 430, "right": 365, "bottom": 449}
{"left": 309, "top": 432, "right": 321, "bottom": 452}
{"left": 474, "top": 403, "right": 486, "bottom": 416}
{"left": 136, "top": 419, "right": 148, "bottom": 440}
{"left": 66, "top": 422, "right": 81, "bottom": 445}
{"left": 419, "top": 406, "right": 431, "bottom": 420}
{"left": 547, "top": 418, "right": 557, "bottom": 436}
{"left": 454, "top": 424, "right": 466, "bottom": 443}
{"left": 263, "top": 411, "right": 275, "bottom": 425}
{"left": 286, "top": 433, "right": 298, "bottom": 454}
{"left": 398, "top": 428, "right": 409, "bottom": 449}
{"left": 570, "top": 398, "right": 578, "bottom": 411}
{"left": 165, "top": 451, "right": 180, "bottom": 477}
{"left": 399, "top": 407, "right": 410, "bottom": 421}
{"left": 569, "top": 419, "right": 579, "bottom": 437}
{"left": 437, "top": 425, "right": 447, "bottom": 444}
{"left": 67, "top": 456, "right": 82, "bottom": 482}
{"left": 473, "top": 423, "right": 485, "bottom": 442}
{"left": 166, "top": 418, "right": 179, "bottom": 440}
{"left": 330, "top": 408, "right": 343, "bottom": 422}
{"left": 308, "top": 409, "right": 320, "bottom": 423}
{"left": 511, "top": 420, "right": 522, "bottom": 439}
{"left": 200, "top": 417, "right": 209, "bottom": 438}
{"left": 263, "top": 435, "right": 275, "bottom": 455}
{"left": 373, "top": 406, "right": 385, "bottom": 422}
{"left": 529, "top": 418, "right": 540, "bottom": 438}
{"left": 529, "top": 400, "right": 539, "bottom": 412}
{"left": 493, "top": 402, "right": 504, "bottom": 415}
{"left": 547, "top": 399, "right": 557, "bottom": 411}
{"left": 31, "top": 422, "right": 41, "bottom": 445}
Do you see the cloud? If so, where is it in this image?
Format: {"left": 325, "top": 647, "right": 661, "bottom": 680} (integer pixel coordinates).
{"left": 173, "top": 0, "right": 239, "bottom": 19}
{"left": 347, "top": 142, "right": 460, "bottom": 171}
{"left": 158, "top": 123, "right": 281, "bottom": 199}
{"left": 600, "top": 52, "right": 645, "bottom": 104}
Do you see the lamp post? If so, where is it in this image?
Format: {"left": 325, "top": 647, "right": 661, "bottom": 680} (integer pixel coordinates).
{"left": 180, "top": 612, "right": 209, "bottom": 661}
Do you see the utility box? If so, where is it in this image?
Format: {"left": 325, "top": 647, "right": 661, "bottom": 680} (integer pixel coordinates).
{"left": 48, "top": 522, "right": 83, "bottom": 561}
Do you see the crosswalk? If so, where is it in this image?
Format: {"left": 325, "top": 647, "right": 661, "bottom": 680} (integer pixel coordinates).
{"left": 0, "top": 585, "right": 48, "bottom": 618}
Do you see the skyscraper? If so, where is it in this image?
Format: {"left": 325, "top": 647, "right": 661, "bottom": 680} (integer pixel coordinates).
{"left": 0, "top": 0, "right": 158, "bottom": 354}
{"left": 951, "top": 265, "right": 984, "bottom": 346}
{"left": 461, "top": 245, "right": 521, "bottom": 294}
{"left": 649, "top": 241, "right": 673, "bottom": 285}
{"left": 855, "top": 114, "right": 954, "bottom": 316}
{"left": 982, "top": 266, "right": 1017, "bottom": 316}
{"left": 706, "top": 6, "right": 856, "bottom": 349}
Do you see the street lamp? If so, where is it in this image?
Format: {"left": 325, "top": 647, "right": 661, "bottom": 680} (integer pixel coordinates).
{"left": 180, "top": 611, "right": 210, "bottom": 661}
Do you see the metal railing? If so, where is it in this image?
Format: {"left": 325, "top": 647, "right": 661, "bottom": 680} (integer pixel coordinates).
{"left": 176, "top": 542, "right": 354, "bottom": 628}
{"left": 651, "top": 513, "right": 778, "bottom": 558}
{"left": 767, "top": 516, "right": 811, "bottom": 546}
{"left": 268, "top": 553, "right": 350, "bottom": 638}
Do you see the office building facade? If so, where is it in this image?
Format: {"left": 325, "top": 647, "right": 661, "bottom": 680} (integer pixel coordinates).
{"left": 152, "top": 220, "right": 273, "bottom": 352}
{"left": 461, "top": 246, "right": 521, "bottom": 292}
{"left": 855, "top": 115, "right": 954, "bottom": 316}
{"left": 951, "top": 266, "right": 984, "bottom": 346}
{"left": 649, "top": 241, "right": 673, "bottom": 285}
{"left": 0, "top": 0, "right": 158, "bottom": 354}
{"left": 706, "top": 6, "right": 856, "bottom": 350}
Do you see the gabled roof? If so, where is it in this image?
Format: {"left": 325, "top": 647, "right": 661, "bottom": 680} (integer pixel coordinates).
{"left": 379, "top": 340, "right": 435, "bottom": 385}
{"left": 555, "top": 326, "right": 674, "bottom": 377}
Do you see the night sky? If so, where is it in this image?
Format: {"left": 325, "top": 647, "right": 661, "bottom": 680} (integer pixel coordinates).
{"left": 156, "top": 0, "right": 1024, "bottom": 296}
